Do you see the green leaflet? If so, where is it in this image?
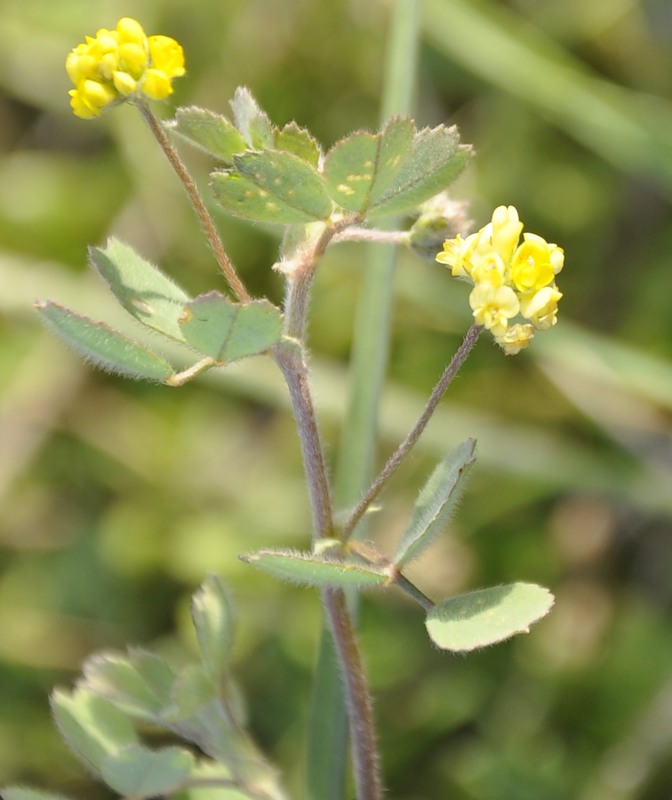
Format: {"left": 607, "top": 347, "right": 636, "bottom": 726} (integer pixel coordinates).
{"left": 240, "top": 547, "right": 392, "bottom": 589}
{"left": 89, "top": 238, "right": 190, "bottom": 343}
{"left": 324, "top": 116, "right": 471, "bottom": 218}
{"left": 394, "top": 439, "right": 476, "bottom": 568}
{"left": 178, "top": 293, "right": 283, "bottom": 361}
{"left": 168, "top": 106, "right": 248, "bottom": 164}
{"left": 212, "top": 149, "right": 333, "bottom": 224}
{"left": 35, "top": 301, "right": 175, "bottom": 383}
{"left": 425, "top": 583, "right": 555, "bottom": 652}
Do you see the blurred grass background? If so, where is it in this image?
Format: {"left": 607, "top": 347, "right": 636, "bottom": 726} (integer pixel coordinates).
{"left": 2, "top": 0, "right": 672, "bottom": 798}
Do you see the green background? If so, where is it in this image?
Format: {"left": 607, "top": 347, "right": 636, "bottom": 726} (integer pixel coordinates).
{"left": 2, "top": 0, "right": 672, "bottom": 798}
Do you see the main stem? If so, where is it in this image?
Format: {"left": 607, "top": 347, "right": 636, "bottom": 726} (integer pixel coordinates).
{"left": 276, "top": 261, "right": 382, "bottom": 800}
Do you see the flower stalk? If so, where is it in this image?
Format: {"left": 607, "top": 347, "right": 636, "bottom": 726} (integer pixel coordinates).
{"left": 136, "top": 102, "right": 250, "bottom": 303}
{"left": 341, "top": 322, "right": 482, "bottom": 542}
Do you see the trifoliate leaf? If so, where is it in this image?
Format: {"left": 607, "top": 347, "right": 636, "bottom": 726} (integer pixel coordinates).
{"left": 394, "top": 439, "right": 476, "bottom": 568}
{"left": 240, "top": 547, "right": 392, "bottom": 589}
{"left": 168, "top": 106, "right": 248, "bottom": 164}
{"left": 425, "top": 583, "right": 554, "bottom": 652}
{"left": 212, "top": 149, "right": 333, "bottom": 223}
{"left": 89, "top": 238, "right": 189, "bottom": 342}
{"left": 35, "top": 301, "right": 175, "bottom": 382}
{"left": 178, "top": 293, "right": 282, "bottom": 361}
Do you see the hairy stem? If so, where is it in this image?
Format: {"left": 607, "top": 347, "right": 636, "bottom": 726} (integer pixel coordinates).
{"left": 275, "top": 345, "right": 383, "bottom": 800}
{"left": 281, "top": 219, "right": 357, "bottom": 341}
{"left": 393, "top": 571, "right": 435, "bottom": 611}
{"left": 322, "top": 588, "right": 383, "bottom": 800}
{"left": 275, "top": 220, "right": 384, "bottom": 799}
{"left": 332, "top": 228, "right": 410, "bottom": 246}
{"left": 342, "top": 322, "right": 481, "bottom": 541}
{"left": 274, "top": 344, "right": 334, "bottom": 542}
{"left": 135, "top": 102, "right": 250, "bottom": 303}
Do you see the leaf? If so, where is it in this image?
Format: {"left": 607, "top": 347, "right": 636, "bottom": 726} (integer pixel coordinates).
{"left": 323, "top": 117, "right": 471, "bottom": 218}
{"left": 323, "top": 117, "right": 414, "bottom": 214}
{"left": 239, "top": 547, "right": 392, "bottom": 589}
{"left": 168, "top": 106, "right": 248, "bottom": 164}
{"left": 35, "top": 301, "right": 175, "bottom": 382}
{"left": 1, "top": 789, "right": 74, "bottom": 800}
{"left": 230, "top": 86, "right": 274, "bottom": 149}
{"left": 425, "top": 583, "right": 555, "bottom": 652}
{"left": 179, "top": 293, "right": 283, "bottom": 361}
{"left": 274, "top": 121, "right": 321, "bottom": 167}
{"left": 368, "top": 125, "right": 471, "bottom": 218}
{"left": 394, "top": 439, "right": 476, "bottom": 568}
{"left": 50, "top": 687, "right": 138, "bottom": 774}
{"left": 101, "top": 744, "right": 194, "bottom": 798}
{"left": 82, "top": 650, "right": 176, "bottom": 721}
{"left": 192, "top": 575, "right": 235, "bottom": 683}
{"left": 89, "top": 238, "right": 190, "bottom": 342}
{"left": 212, "top": 150, "right": 333, "bottom": 224}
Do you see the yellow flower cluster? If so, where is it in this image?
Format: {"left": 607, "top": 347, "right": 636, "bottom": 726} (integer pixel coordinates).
{"left": 66, "top": 18, "right": 185, "bottom": 119}
{"left": 436, "top": 206, "right": 563, "bottom": 354}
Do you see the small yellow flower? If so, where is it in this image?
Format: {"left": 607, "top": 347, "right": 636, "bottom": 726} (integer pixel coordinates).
{"left": 510, "top": 233, "right": 556, "bottom": 293}
{"left": 436, "top": 206, "right": 564, "bottom": 354}
{"left": 494, "top": 323, "right": 535, "bottom": 355}
{"left": 141, "top": 69, "right": 173, "bottom": 100}
{"left": 148, "top": 35, "right": 186, "bottom": 80}
{"left": 66, "top": 18, "right": 184, "bottom": 119}
{"left": 435, "top": 231, "right": 480, "bottom": 279}
{"left": 469, "top": 283, "right": 519, "bottom": 337}
{"left": 519, "top": 285, "right": 563, "bottom": 330}
{"left": 490, "top": 205, "right": 523, "bottom": 263}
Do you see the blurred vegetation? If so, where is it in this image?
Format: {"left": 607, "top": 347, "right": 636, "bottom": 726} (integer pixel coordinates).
{"left": 2, "top": 0, "right": 672, "bottom": 798}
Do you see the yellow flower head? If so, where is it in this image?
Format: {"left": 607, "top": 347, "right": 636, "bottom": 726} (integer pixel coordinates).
{"left": 66, "top": 18, "right": 185, "bottom": 119}
{"left": 436, "top": 206, "right": 564, "bottom": 354}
